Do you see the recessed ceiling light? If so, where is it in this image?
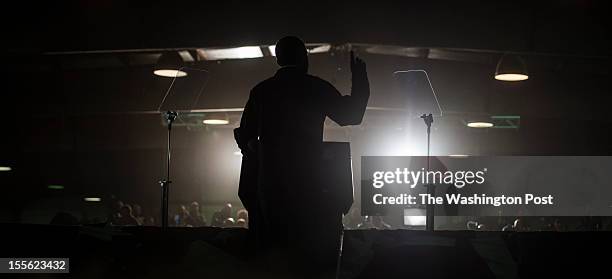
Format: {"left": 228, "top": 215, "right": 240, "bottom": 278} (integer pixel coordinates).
{"left": 199, "top": 46, "right": 264, "bottom": 60}
{"left": 467, "top": 122, "right": 494, "bottom": 128}
{"left": 203, "top": 119, "right": 229, "bottom": 125}
{"left": 0, "top": 166, "right": 11, "bottom": 171}
{"left": 494, "top": 73, "right": 528, "bottom": 81}
{"left": 153, "top": 69, "right": 188, "bottom": 78}
{"left": 84, "top": 197, "right": 102, "bottom": 202}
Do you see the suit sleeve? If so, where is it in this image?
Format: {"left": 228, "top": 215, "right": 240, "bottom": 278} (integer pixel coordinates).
{"left": 235, "top": 88, "right": 260, "bottom": 211}
{"left": 235, "top": 88, "right": 259, "bottom": 153}
{"left": 321, "top": 72, "right": 370, "bottom": 126}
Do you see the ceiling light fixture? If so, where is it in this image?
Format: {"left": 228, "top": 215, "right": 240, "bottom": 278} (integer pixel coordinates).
{"left": 495, "top": 54, "right": 529, "bottom": 81}
{"left": 154, "top": 51, "right": 187, "bottom": 78}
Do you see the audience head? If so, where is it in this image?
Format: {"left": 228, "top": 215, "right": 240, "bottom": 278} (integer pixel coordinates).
{"left": 120, "top": 204, "right": 133, "bottom": 217}
{"left": 132, "top": 204, "right": 142, "bottom": 217}
{"left": 371, "top": 216, "right": 391, "bottom": 229}
{"left": 237, "top": 209, "right": 248, "bottom": 220}
{"left": 178, "top": 205, "right": 188, "bottom": 215}
{"left": 114, "top": 200, "right": 124, "bottom": 212}
{"left": 223, "top": 217, "right": 236, "bottom": 227}
{"left": 189, "top": 201, "right": 200, "bottom": 215}
{"left": 513, "top": 218, "right": 527, "bottom": 231}
{"left": 552, "top": 218, "right": 562, "bottom": 231}
{"left": 221, "top": 203, "right": 232, "bottom": 219}
{"left": 467, "top": 220, "right": 479, "bottom": 230}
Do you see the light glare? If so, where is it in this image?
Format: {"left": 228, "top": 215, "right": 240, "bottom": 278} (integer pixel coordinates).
{"left": 404, "top": 216, "right": 426, "bottom": 226}
{"left": 269, "top": 44, "right": 331, "bottom": 56}
{"left": 404, "top": 208, "right": 427, "bottom": 226}
{"left": 154, "top": 69, "right": 188, "bottom": 78}
{"left": 268, "top": 45, "right": 276, "bottom": 56}
{"left": 495, "top": 73, "right": 528, "bottom": 81}
{"left": 0, "top": 166, "right": 11, "bottom": 171}
{"left": 448, "top": 154, "right": 470, "bottom": 158}
{"left": 84, "top": 197, "right": 102, "bottom": 202}
{"left": 308, "top": 44, "right": 331, "bottom": 54}
{"left": 200, "top": 46, "right": 264, "bottom": 60}
{"left": 203, "top": 119, "right": 229, "bottom": 125}
{"left": 467, "top": 122, "right": 494, "bottom": 128}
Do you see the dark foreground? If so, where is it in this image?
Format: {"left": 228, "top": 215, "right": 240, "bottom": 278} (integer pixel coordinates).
{"left": 1, "top": 224, "right": 609, "bottom": 278}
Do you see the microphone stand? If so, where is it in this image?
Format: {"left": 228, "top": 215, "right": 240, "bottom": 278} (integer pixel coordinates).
{"left": 159, "top": 111, "right": 177, "bottom": 229}
{"left": 420, "top": 113, "right": 435, "bottom": 231}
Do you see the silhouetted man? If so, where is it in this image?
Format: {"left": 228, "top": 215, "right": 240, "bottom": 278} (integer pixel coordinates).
{"left": 234, "top": 36, "right": 369, "bottom": 278}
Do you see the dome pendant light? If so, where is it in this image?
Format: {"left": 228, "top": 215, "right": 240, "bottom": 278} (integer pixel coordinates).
{"left": 495, "top": 53, "right": 528, "bottom": 81}
{"left": 154, "top": 51, "right": 188, "bottom": 78}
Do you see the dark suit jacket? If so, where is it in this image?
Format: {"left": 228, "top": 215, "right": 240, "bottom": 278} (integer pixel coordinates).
{"left": 235, "top": 66, "right": 369, "bottom": 230}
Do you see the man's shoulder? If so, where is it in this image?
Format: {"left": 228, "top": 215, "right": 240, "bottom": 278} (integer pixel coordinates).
{"left": 252, "top": 76, "right": 276, "bottom": 91}
{"left": 305, "top": 74, "right": 338, "bottom": 92}
{"left": 249, "top": 77, "right": 276, "bottom": 98}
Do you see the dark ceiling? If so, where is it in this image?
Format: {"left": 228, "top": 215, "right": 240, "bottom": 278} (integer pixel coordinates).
{"left": 3, "top": 1, "right": 611, "bottom": 55}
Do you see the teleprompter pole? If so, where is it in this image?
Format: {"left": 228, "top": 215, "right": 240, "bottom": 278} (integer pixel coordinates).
{"left": 159, "top": 111, "right": 177, "bottom": 228}
{"left": 420, "top": 113, "right": 435, "bottom": 232}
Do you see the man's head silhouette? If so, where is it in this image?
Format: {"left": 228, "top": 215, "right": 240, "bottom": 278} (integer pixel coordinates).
{"left": 275, "top": 36, "right": 308, "bottom": 72}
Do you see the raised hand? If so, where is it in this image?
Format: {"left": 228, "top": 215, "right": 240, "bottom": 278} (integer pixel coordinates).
{"left": 350, "top": 50, "right": 367, "bottom": 78}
